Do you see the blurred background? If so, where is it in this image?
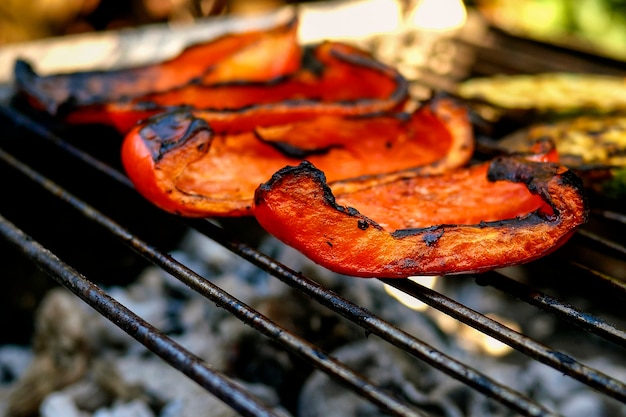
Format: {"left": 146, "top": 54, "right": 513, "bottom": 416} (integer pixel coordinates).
{"left": 3, "top": 0, "right": 626, "bottom": 61}
{"left": 0, "top": 0, "right": 309, "bottom": 46}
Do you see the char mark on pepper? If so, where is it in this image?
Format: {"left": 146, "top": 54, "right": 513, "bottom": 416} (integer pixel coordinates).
{"left": 139, "top": 110, "right": 212, "bottom": 161}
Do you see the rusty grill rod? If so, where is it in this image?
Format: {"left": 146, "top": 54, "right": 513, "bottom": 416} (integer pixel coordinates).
{"left": 379, "top": 278, "right": 626, "bottom": 403}
{"left": 575, "top": 228, "right": 626, "bottom": 259}
{"left": 188, "top": 218, "right": 560, "bottom": 417}
{"left": 0, "top": 106, "right": 132, "bottom": 186}
{"left": 2, "top": 18, "right": 625, "bottom": 416}
{"left": 3, "top": 104, "right": 625, "bottom": 362}
{"left": 4, "top": 102, "right": 626, "bottom": 413}
{"left": 596, "top": 209, "right": 626, "bottom": 225}
{"left": 568, "top": 261, "right": 626, "bottom": 295}
{"left": 0, "top": 146, "right": 427, "bottom": 417}
{"left": 454, "top": 29, "right": 626, "bottom": 76}
{"left": 9, "top": 106, "right": 621, "bottom": 410}
{"left": 474, "top": 271, "right": 626, "bottom": 349}
{"left": 0, "top": 113, "right": 559, "bottom": 417}
{"left": 0, "top": 214, "right": 285, "bottom": 417}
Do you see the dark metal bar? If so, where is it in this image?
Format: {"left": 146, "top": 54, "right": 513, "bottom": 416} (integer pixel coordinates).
{"left": 594, "top": 209, "right": 626, "bottom": 225}
{"left": 2, "top": 14, "right": 625, "bottom": 415}
{"left": 568, "top": 261, "right": 626, "bottom": 295}
{"left": 190, "top": 218, "right": 558, "bottom": 417}
{"left": 379, "top": 277, "right": 626, "bottom": 404}
{"left": 0, "top": 103, "right": 562, "bottom": 416}
{"left": 4, "top": 79, "right": 624, "bottom": 412}
{"left": 0, "top": 214, "right": 283, "bottom": 417}
{"left": 576, "top": 229, "right": 626, "bottom": 258}
{"left": 455, "top": 29, "right": 626, "bottom": 76}
{"left": 0, "top": 146, "right": 425, "bottom": 417}
{"left": 475, "top": 271, "right": 626, "bottom": 349}
{"left": 0, "top": 105, "right": 132, "bottom": 187}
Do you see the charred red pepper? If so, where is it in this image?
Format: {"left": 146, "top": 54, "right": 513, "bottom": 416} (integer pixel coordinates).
{"left": 121, "top": 96, "right": 473, "bottom": 217}
{"left": 63, "top": 40, "right": 409, "bottom": 133}
{"left": 253, "top": 152, "right": 588, "bottom": 277}
{"left": 14, "top": 17, "right": 301, "bottom": 116}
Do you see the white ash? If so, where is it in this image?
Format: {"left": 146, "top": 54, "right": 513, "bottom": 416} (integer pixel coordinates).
{"left": 299, "top": 338, "right": 625, "bottom": 417}
{"left": 0, "top": 229, "right": 624, "bottom": 417}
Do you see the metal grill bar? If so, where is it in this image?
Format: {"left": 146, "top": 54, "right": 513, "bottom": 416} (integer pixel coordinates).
{"left": 457, "top": 30, "right": 626, "bottom": 76}
{"left": 0, "top": 105, "right": 131, "bottom": 187}
{"left": 568, "top": 261, "right": 626, "bottom": 295}
{"left": 474, "top": 271, "right": 626, "bottom": 349}
{"left": 3, "top": 92, "right": 626, "bottom": 413}
{"left": 188, "top": 219, "right": 555, "bottom": 417}
{"left": 1, "top": 15, "right": 626, "bottom": 416}
{"left": 1, "top": 108, "right": 580, "bottom": 417}
{"left": 380, "top": 278, "right": 626, "bottom": 403}
{"left": 576, "top": 228, "right": 626, "bottom": 259}
{"left": 596, "top": 210, "right": 626, "bottom": 225}
{"left": 3, "top": 88, "right": 626, "bottom": 417}
{"left": 1, "top": 115, "right": 624, "bottom": 415}
{"left": 0, "top": 215, "right": 284, "bottom": 417}
{"left": 0, "top": 146, "right": 426, "bottom": 417}
{"left": 0, "top": 111, "right": 560, "bottom": 417}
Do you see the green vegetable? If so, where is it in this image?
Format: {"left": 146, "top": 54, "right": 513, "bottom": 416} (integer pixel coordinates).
{"left": 601, "top": 168, "right": 626, "bottom": 199}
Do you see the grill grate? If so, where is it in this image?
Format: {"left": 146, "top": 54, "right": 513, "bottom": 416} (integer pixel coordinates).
{"left": 1, "top": 7, "right": 626, "bottom": 417}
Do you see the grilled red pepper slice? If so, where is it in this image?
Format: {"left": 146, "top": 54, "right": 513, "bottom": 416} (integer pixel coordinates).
{"left": 121, "top": 97, "right": 473, "bottom": 217}
{"left": 14, "top": 17, "right": 301, "bottom": 116}
{"left": 64, "top": 40, "right": 409, "bottom": 133}
{"left": 253, "top": 155, "right": 589, "bottom": 278}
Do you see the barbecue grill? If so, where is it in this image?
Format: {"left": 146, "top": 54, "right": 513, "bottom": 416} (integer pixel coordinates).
{"left": 0, "top": 1, "right": 625, "bottom": 416}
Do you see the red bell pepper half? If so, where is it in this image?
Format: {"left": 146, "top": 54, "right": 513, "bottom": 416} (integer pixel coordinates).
{"left": 253, "top": 152, "right": 589, "bottom": 277}
{"left": 121, "top": 97, "right": 473, "bottom": 217}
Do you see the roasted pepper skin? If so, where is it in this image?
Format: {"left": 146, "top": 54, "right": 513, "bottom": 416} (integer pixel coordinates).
{"left": 14, "top": 17, "right": 301, "bottom": 116}
{"left": 61, "top": 40, "right": 409, "bottom": 134}
{"left": 253, "top": 157, "right": 589, "bottom": 278}
{"left": 121, "top": 97, "right": 474, "bottom": 217}
{"left": 15, "top": 24, "right": 409, "bottom": 137}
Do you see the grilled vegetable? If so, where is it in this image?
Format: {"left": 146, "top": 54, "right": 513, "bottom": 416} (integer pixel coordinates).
{"left": 498, "top": 114, "right": 626, "bottom": 169}
{"left": 601, "top": 168, "right": 626, "bottom": 199}
{"left": 121, "top": 97, "right": 474, "bottom": 217}
{"left": 457, "top": 72, "right": 626, "bottom": 114}
{"left": 476, "top": 0, "right": 626, "bottom": 61}
{"left": 497, "top": 114, "right": 626, "bottom": 198}
{"left": 253, "top": 151, "right": 588, "bottom": 278}
{"left": 63, "top": 41, "right": 409, "bottom": 134}
{"left": 14, "top": 17, "right": 302, "bottom": 117}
